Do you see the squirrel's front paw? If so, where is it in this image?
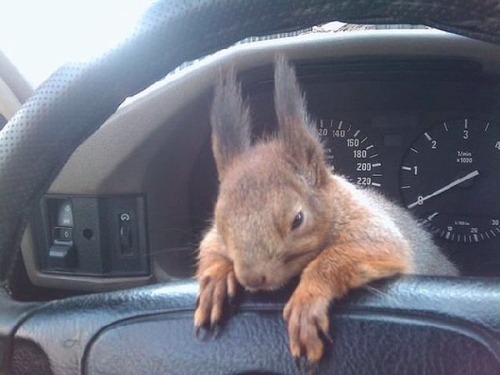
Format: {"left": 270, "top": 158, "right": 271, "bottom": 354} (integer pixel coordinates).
{"left": 194, "top": 264, "right": 238, "bottom": 338}
{"left": 284, "top": 287, "right": 332, "bottom": 372}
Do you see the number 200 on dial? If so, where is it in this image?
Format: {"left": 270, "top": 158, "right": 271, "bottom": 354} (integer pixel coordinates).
{"left": 317, "top": 119, "right": 382, "bottom": 188}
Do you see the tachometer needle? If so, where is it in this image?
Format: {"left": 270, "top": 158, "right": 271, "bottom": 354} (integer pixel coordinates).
{"left": 407, "top": 170, "right": 480, "bottom": 209}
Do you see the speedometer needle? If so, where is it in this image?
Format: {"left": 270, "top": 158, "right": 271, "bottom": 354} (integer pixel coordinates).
{"left": 407, "top": 170, "right": 480, "bottom": 209}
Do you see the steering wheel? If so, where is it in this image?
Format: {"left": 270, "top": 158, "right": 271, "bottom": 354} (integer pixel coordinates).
{"left": 1, "top": 1, "right": 499, "bottom": 374}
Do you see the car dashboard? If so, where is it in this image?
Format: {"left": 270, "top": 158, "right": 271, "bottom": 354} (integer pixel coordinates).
{"left": 19, "top": 29, "right": 500, "bottom": 295}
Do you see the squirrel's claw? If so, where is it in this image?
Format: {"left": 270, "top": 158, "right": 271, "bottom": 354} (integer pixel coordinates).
{"left": 194, "top": 265, "right": 239, "bottom": 340}
{"left": 294, "top": 354, "right": 306, "bottom": 375}
{"left": 318, "top": 324, "right": 333, "bottom": 345}
{"left": 294, "top": 354, "right": 318, "bottom": 375}
{"left": 209, "top": 321, "right": 222, "bottom": 338}
{"left": 193, "top": 322, "right": 221, "bottom": 341}
{"left": 227, "top": 295, "right": 237, "bottom": 310}
{"left": 194, "top": 324, "right": 210, "bottom": 341}
{"left": 194, "top": 324, "right": 203, "bottom": 340}
{"left": 293, "top": 355, "right": 302, "bottom": 374}
{"left": 284, "top": 286, "right": 331, "bottom": 373}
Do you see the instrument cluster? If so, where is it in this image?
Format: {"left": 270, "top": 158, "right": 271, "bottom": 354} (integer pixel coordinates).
{"left": 318, "top": 117, "right": 500, "bottom": 244}
{"left": 237, "top": 60, "right": 500, "bottom": 275}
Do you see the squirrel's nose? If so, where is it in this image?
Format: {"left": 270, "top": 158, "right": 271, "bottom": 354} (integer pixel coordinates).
{"left": 240, "top": 273, "right": 266, "bottom": 290}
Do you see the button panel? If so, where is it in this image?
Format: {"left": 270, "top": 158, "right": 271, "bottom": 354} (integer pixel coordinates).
{"left": 33, "top": 195, "right": 149, "bottom": 277}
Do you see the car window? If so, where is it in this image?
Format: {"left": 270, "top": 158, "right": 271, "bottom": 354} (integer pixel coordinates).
{"left": 0, "top": 0, "right": 152, "bottom": 88}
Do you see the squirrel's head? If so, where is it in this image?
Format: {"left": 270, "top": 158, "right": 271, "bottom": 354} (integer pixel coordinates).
{"left": 210, "top": 57, "right": 334, "bottom": 291}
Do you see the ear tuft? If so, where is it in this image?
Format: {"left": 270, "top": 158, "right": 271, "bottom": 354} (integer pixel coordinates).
{"left": 274, "top": 55, "right": 312, "bottom": 143}
{"left": 211, "top": 69, "right": 252, "bottom": 180}
{"left": 274, "top": 56, "right": 328, "bottom": 186}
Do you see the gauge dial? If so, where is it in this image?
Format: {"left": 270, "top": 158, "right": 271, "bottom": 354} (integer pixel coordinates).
{"left": 318, "top": 119, "right": 382, "bottom": 188}
{"left": 400, "top": 118, "right": 500, "bottom": 243}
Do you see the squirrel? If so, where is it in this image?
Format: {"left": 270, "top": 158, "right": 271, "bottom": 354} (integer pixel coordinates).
{"left": 194, "top": 56, "right": 458, "bottom": 371}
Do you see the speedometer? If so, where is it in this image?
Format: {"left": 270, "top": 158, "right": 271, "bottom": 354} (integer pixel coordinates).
{"left": 318, "top": 119, "right": 382, "bottom": 188}
{"left": 400, "top": 118, "right": 500, "bottom": 243}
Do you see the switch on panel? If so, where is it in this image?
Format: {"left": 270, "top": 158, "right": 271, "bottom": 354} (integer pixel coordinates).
{"left": 54, "top": 227, "right": 73, "bottom": 242}
{"left": 48, "top": 200, "right": 77, "bottom": 269}
{"left": 119, "top": 212, "right": 134, "bottom": 257}
{"left": 49, "top": 245, "right": 77, "bottom": 268}
{"left": 57, "top": 200, "right": 74, "bottom": 227}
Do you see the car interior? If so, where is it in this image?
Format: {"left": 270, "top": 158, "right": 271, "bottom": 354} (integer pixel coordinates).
{"left": 0, "top": 1, "right": 499, "bottom": 374}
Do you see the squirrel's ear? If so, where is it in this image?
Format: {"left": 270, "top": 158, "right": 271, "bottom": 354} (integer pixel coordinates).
{"left": 274, "top": 56, "right": 328, "bottom": 186}
{"left": 211, "top": 70, "right": 252, "bottom": 180}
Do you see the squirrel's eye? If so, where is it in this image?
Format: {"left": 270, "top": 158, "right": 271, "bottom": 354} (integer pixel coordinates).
{"left": 291, "top": 211, "right": 304, "bottom": 230}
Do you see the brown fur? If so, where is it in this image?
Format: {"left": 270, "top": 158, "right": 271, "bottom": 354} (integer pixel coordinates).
{"left": 194, "top": 56, "right": 455, "bottom": 368}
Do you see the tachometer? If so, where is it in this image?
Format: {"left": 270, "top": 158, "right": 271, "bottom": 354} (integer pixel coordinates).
{"left": 318, "top": 119, "right": 382, "bottom": 188}
{"left": 400, "top": 118, "right": 500, "bottom": 243}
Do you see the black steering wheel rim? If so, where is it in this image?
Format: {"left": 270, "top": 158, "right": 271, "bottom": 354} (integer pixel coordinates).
{"left": 1, "top": 0, "right": 500, "bottom": 373}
